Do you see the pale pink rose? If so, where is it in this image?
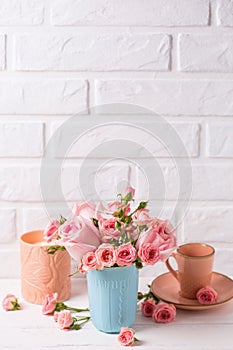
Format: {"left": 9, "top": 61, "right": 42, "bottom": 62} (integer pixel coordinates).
{"left": 133, "top": 208, "right": 154, "bottom": 226}
{"left": 136, "top": 222, "right": 176, "bottom": 262}
{"left": 118, "top": 327, "right": 135, "bottom": 346}
{"left": 196, "top": 286, "right": 218, "bottom": 305}
{"left": 57, "top": 310, "right": 73, "bottom": 330}
{"left": 152, "top": 302, "right": 176, "bottom": 323}
{"left": 43, "top": 220, "right": 60, "bottom": 242}
{"left": 153, "top": 219, "right": 175, "bottom": 239}
{"left": 81, "top": 251, "right": 102, "bottom": 272}
{"left": 123, "top": 186, "right": 135, "bottom": 199}
{"left": 95, "top": 243, "right": 116, "bottom": 267}
{"left": 72, "top": 201, "right": 101, "bottom": 221}
{"left": 98, "top": 217, "right": 121, "bottom": 241}
{"left": 2, "top": 294, "right": 21, "bottom": 311}
{"left": 141, "top": 298, "right": 156, "bottom": 317}
{"left": 54, "top": 311, "right": 60, "bottom": 322}
{"left": 59, "top": 216, "right": 101, "bottom": 263}
{"left": 136, "top": 226, "right": 161, "bottom": 248}
{"left": 138, "top": 243, "right": 160, "bottom": 265}
{"left": 42, "top": 292, "right": 58, "bottom": 315}
{"left": 116, "top": 243, "right": 137, "bottom": 266}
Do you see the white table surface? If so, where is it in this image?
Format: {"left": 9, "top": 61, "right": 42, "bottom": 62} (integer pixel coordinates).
{"left": 0, "top": 277, "right": 233, "bottom": 350}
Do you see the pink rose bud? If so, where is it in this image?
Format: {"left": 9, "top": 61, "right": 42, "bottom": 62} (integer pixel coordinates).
{"left": 141, "top": 298, "right": 156, "bottom": 317}
{"left": 116, "top": 243, "right": 137, "bottom": 266}
{"left": 57, "top": 310, "right": 73, "bottom": 330}
{"left": 152, "top": 302, "right": 176, "bottom": 323}
{"left": 2, "top": 294, "right": 21, "bottom": 311}
{"left": 124, "top": 186, "right": 135, "bottom": 199}
{"left": 54, "top": 311, "right": 60, "bottom": 322}
{"left": 196, "top": 286, "right": 218, "bottom": 305}
{"left": 118, "top": 327, "right": 136, "bottom": 346}
{"left": 43, "top": 220, "right": 60, "bottom": 242}
{"left": 42, "top": 292, "right": 58, "bottom": 315}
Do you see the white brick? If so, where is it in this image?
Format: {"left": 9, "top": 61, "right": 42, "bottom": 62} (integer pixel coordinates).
{"left": 207, "top": 122, "right": 233, "bottom": 157}
{"left": 0, "top": 79, "right": 87, "bottom": 114}
{"left": 214, "top": 246, "right": 233, "bottom": 276}
{"left": 178, "top": 34, "right": 233, "bottom": 72}
{"left": 217, "top": 0, "right": 233, "bottom": 27}
{"left": 0, "top": 208, "right": 16, "bottom": 243}
{"left": 0, "top": 166, "right": 40, "bottom": 201}
{"left": 51, "top": 0, "right": 209, "bottom": 26}
{"left": 0, "top": 249, "right": 20, "bottom": 278}
{"left": 0, "top": 122, "right": 44, "bottom": 157}
{"left": 51, "top": 120, "right": 200, "bottom": 158}
{"left": 15, "top": 33, "right": 170, "bottom": 71}
{"left": 134, "top": 162, "right": 233, "bottom": 201}
{"left": 61, "top": 162, "right": 131, "bottom": 202}
{"left": 20, "top": 208, "right": 49, "bottom": 232}
{"left": 190, "top": 165, "right": 233, "bottom": 200}
{"left": 182, "top": 207, "right": 233, "bottom": 243}
{"left": 95, "top": 80, "right": 233, "bottom": 116}
{"left": 0, "top": 0, "right": 44, "bottom": 25}
{"left": 0, "top": 34, "right": 5, "bottom": 70}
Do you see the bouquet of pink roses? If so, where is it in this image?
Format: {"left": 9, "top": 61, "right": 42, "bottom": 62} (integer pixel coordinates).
{"left": 44, "top": 187, "right": 176, "bottom": 273}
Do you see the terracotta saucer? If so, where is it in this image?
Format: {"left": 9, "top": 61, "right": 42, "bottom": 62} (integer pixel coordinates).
{"left": 151, "top": 272, "right": 233, "bottom": 310}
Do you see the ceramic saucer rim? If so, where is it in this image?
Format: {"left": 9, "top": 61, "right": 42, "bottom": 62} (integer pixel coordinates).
{"left": 151, "top": 271, "right": 233, "bottom": 309}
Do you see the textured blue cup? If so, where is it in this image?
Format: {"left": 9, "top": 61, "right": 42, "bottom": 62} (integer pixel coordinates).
{"left": 87, "top": 265, "right": 139, "bottom": 333}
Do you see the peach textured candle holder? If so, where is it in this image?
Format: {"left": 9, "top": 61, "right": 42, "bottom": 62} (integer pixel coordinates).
{"left": 20, "top": 230, "right": 71, "bottom": 304}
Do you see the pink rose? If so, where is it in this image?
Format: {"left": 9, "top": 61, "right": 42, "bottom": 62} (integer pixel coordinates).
{"left": 152, "top": 302, "right": 176, "bottom": 323}
{"left": 123, "top": 186, "right": 135, "bottom": 199}
{"left": 57, "top": 310, "right": 73, "bottom": 330}
{"left": 116, "top": 242, "right": 137, "bottom": 266}
{"left": 59, "top": 216, "right": 101, "bottom": 263}
{"left": 95, "top": 243, "right": 116, "bottom": 267}
{"left": 141, "top": 298, "right": 156, "bottom": 317}
{"left": 72, "top": 201, "right": 101, "bottom": 220}
{"left": 196, "top": 286, "right": 218, "bottom": 305}
{"left": 138, "top": 243, "right": 160, "bottom": 265}
{"left": 136, "top": 221, "right": 176, "bottom": 262}
{"left": 133, "top": 208, "right": 154, "bottom": 226}
{"left": 81, "top": 251, "right": 102, "bottom": 272}
{"left": 98, "top": 218, "right": 121, "bottom": 241}
{"left": 43, "top": 220, "right": 60, "bottom": 242}
{"left": 42, "top": 292, "right": 58, "bottom": 315}
{"left": 118, "top": 327, "right": 135, "bottom": 346}
{"left": 54, "top": 311, "right": 60, "bottom": 322}
{"left": 2, "top": 294, "right": 21, "bottom": 311}
{"left": 153, "top": 219, "right": 175, "bottom": 238}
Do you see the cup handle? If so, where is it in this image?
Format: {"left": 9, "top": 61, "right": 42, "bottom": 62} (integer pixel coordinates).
{"left": 165, "top": 253, "right": 179, "bottom": 281}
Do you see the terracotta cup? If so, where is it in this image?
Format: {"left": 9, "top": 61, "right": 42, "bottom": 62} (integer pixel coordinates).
{"left": 165, "top": 243, "right": 215, "bottom": 299}
{"left": 20, "top": 230, "right": 71, "bottom": 304}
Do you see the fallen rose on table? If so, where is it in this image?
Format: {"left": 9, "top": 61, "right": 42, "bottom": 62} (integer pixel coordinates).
{"left": 138, "top": 285, "right": 176, "bottom": 323}
{"left": 42, "top": 293, "right": 90, "bottom": 331}
{"left": 2, "top": 294, "right": 21, "bottom": 311}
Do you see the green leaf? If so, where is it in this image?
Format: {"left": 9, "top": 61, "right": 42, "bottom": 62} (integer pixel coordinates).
{"left": 92, "top": 218, "right": 99, "bottom": 228}
{"left": 59, "top": 215, "right": 67, "bottom": 225}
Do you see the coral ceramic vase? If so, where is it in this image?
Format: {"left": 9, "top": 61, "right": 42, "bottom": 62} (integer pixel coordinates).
{"left": 87, "top": 265, "right": 139, "bottom": 333}
{"left": 20, "top": 230, "right": 71, "bottom": 304}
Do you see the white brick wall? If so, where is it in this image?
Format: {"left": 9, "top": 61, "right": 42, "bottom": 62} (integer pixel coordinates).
{"left": 0, "top": 0, "right": 233, "bottom": 278}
